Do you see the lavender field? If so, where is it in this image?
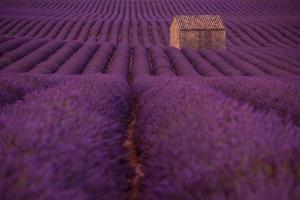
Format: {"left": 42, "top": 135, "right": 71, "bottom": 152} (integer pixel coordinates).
{"left": 0, "top": 0, "right": 300, "bottom": 199}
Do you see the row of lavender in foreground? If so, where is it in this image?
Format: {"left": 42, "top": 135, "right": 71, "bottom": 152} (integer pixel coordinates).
{"left": 0, "top": 73, "right": 300, "bottom": 199}
{"left": 133, "top": 76, "right": 300, "bottom": 200}
{"left": 204, "top": 77, "right": 300, "bottom": 126}
{"left": 0, "top": 74, "right": 132, "bottom": 200}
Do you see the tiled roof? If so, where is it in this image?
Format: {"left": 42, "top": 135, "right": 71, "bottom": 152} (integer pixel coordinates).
{"left": 172, "top": 15, "right": 225, "bottom": 30}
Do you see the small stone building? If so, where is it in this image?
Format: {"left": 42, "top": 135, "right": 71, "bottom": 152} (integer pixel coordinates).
{"left": 170, "top": 15, "right": 226, "bottom": 50}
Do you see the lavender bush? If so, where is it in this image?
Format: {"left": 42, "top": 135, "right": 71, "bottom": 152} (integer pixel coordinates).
{"left": 0, "top": 74, "right": 132, "bottom": 200}
{"left": 133, "top": 76, "right": 300, "bottom": 200}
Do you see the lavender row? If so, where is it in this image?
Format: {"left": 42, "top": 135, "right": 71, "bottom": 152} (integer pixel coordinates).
{"left": 248, "top": 51, "right": 300, "bottom": 75}
{"left": 132, "top": 45, "right": 151, "bottom": 77}
{"left": 205, "top": 77, "right": 300, "bottom": 126}
{"left": 0, "top": 74, "right": 132, "bottom": 200}
{"left": 82, "top": 43, "right": 115, "bottom": 74}
{"left": 2, "top": 40, "right": 64, "bottom": 73}
{"left": 55, "top": 42, "right": 98, "bottom": 74}
{"left": 0, "top": 39, "right": 47, "bottom": 70}
{"left": 0, "top": 37, "right": 29, "bottom": 57}
{"left": 165, "top": 46, "right": 199, "bottom": 77}
{"left": 132, "top": 76, "right": 300, "bottom": 200}
{"left": 149, "top": 46, "right": 175, "bottom": 76}
{"left": 225, "top": 22, "right": 300, "bottom": 48}
{"left": 0, "top": 74, "right": 59, "bottom": 109}
{"left": 30, "top": 42, "right": 82, "bottom": 74}
{"left": 106, "top": 44, "right": 130, "bottom": 79}
{"left": 228, "top": 49, "right": 297, "bottom": 76}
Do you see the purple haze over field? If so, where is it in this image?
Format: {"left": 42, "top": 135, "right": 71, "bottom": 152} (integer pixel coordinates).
{"left": 0, "top": 0, "right": 299, "bottom": 199}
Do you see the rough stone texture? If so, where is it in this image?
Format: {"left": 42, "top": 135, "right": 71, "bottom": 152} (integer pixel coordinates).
{"left": 170, "top": 15, "right": 226, "bottom": 50}
{"left": 170, "top": 20, "right": 180, "bottom": 48}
